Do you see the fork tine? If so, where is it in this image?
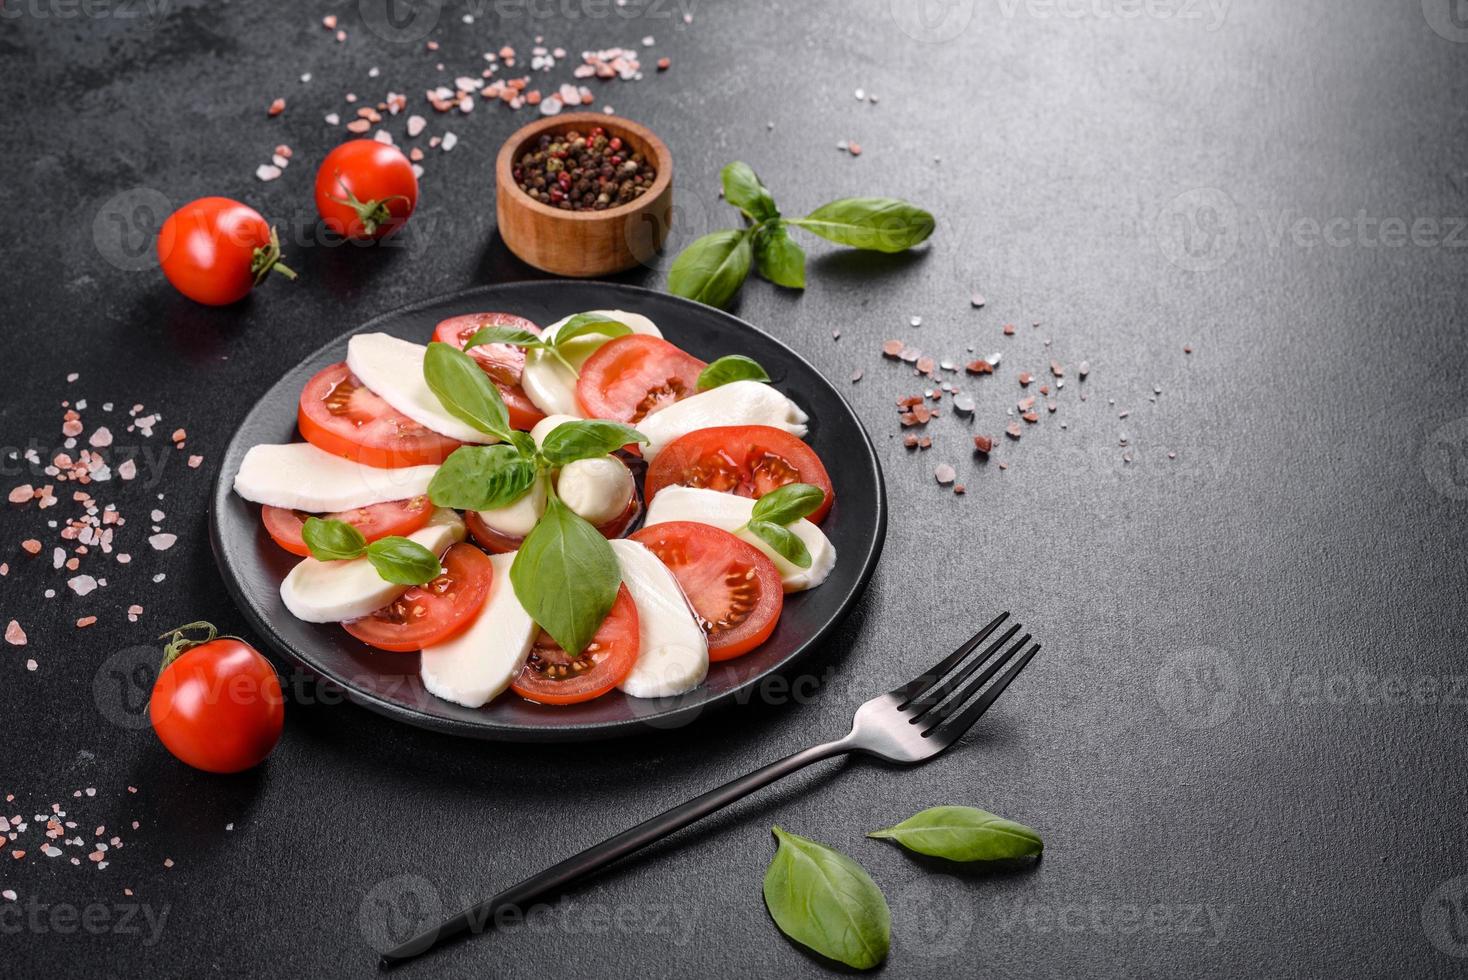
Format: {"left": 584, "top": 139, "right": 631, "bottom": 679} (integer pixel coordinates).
{"left": 891, "top": 612, "right": 1009, "bottom": 706}
{"left": 922, "top": 641, "right": 1042, "bottom": 740}
{"left": 902, "top": 624, "right": 1025, "bottom": 719}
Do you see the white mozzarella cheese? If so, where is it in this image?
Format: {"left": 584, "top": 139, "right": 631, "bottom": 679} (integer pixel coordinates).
{"left": 642, "top": 486, "right": 835, "bottom": 592}
{"left": 528, "top": 413, "right": 581, "bottom": 448}
{"left": 638, "top": 382, "right": 809, "bottom": 462}
{"left": 346, "top": 333, "right": 499, "bottom": 445}
{"left": 610, "top": 539, "right": 708, "bottom": 698}
{"left": 475, "top": 475, "right": 546, "bottom": 539}
{"left": 420, "top": 552, "right": 538, "bottom": 708}
{"left": 557, "top": 457, "right": 633, "bottom": 527}
{"left": 279, "top": 509, "right": 465, "bottom": 623}
{"left": 234, "top": 442, "right": 438, "bottom": 512}
{"left": 522, "top": 310, "right": 662, "bottom": 418}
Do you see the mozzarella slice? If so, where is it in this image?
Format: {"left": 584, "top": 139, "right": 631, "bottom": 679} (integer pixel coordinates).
{"left": 234, "top": 442, "right": 438, "bottom": 512}
{"left": 610, "top": 539, "right": 708, "bottom": 698}
{"left": 638, "top": 382, "right": 809, "bottom": 462}
{"left": 279, "top": 509, "right": 465, "bottom": 623}
{"left": 557, "top": 457, "right": 633, "bottom": 526}
{"left": 522, "top": 310, "right": 662, "bottom": 418}
{"left": 346, "top": 333, "right": 498, "bottom": 445}
{"left": 642, "top": 486, "right": 835, "bottom": 592}
{"left": 420, "top": 552, "right": 538, "bottom": 708}
{"left": 475, "top": 475, "right": 546, "bottom": 539}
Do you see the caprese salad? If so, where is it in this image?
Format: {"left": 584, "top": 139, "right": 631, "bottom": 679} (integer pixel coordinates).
{"left": 231, "top": 309, "right": 838, "bottom": 710}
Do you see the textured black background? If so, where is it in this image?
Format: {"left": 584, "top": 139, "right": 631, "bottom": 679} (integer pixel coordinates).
{"left": 3, "top": 1, "right": 1468, "bottom": 978}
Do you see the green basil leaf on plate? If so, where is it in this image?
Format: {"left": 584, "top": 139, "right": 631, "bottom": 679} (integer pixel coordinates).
{"left": 762, "top": 827, "right": 890, "bottom": 971}
{"left": 753, "top": 223, "right": 807, "bottom": 289}
{"left": 510, "top": 494, "right": 621, "bottom": 656}
{"left": 508, "top": 430, "right": 538, "bottom": 458}
{"left": 667, "top": 228, "right": 753, "bottom": 309}
{"left": 746, "top": 519, "right": 811, "bottom": 569}
{"left": 792, "top": 198, "right": 936, "bottom": 253}
{"left": 539, "top": 420, "right": 648, "bottom": 467}
{"left": 697, "top": 354, "right": 772, "bottom": 391}
{"left": 423, "top": 341, "right": 513, "bottom": 441}
{"left": 553, "top": 313, "right": 634, "bottom": 348}
{"left": 428, "top": 445, "right": 540, "bottom": 511}
{"left": 301, "top": 517, "right": 367, "bottom": 561}
{"left": 868, "top": 805, "right": 1044, "bottom": 862}
{"left": 464, "top": 326, "right": 545, "bottom": 350}
{"left": 750, "top": 482, "right": 824, "bottom": 526}
{"left": 721, "top": 161, "right": 779, "bottom": 223}
{"left": 365, "top": 536, "right": 443, "bottom": 586}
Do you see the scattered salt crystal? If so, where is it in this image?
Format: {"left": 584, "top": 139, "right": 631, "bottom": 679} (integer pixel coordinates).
{"left": 909, "top": 315, "right": 922, "bottom": 327}
{"left": 25, "top": 660, "right": 36, "bottom": 672}
{"left": 2, "top": 890, "right": 14, "bottom": 901}
{"left": 188, "top": 455, "right": 203, "bottom": 469}
{"left": 324, "top": 112, "right": 340, "bottom": 126}
{"left": 256, "top": 164, "right": 282, "bottom": 182}
{"left": 148, "top": 533, "right": 177, "bottom": 552}
{"left": 67, "top": 575, "right": 99, "bottom": 597}
{"left": 441, "top": 132, "right": 459, "bottom": 152}
{"left": 118, "top": 459, "right": 137, "bottom": 481}
{"left": 4, "top": 621, "right": 25, "bottom": 646}
{"left": 152, "top": 573, "right": 166, "bottom": 583}
{"left": 7, "top": 484, "right": 32, "bottom": 504}
{"left": 406, "top": 115, "right": 426, "bottom": 137}
{"left": 88, "top": 427, "right": 113, "bottom": 448}
{"left": 539, "top": 96, "right": 563, "bottom": 116}
{"left": 934, "top": 464, "right": 956, "bottom": 485}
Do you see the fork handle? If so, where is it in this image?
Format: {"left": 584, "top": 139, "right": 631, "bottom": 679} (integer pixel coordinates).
{"left": 381, "top": 734, "right": 856, "bottom": 965}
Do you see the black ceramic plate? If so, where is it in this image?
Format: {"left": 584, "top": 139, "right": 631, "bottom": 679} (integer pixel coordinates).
{"left": 210, "top": 281, "right": 886, "bottom": 741}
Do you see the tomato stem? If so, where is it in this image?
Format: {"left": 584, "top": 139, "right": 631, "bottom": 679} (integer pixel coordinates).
{"left": 250, "top": 226, "right": 297, "bottom": 285}
{"left": 157, "top": 620, "right": 220, "bottom": 671}
{"left": 332, "top": 172, "right": 408, "bottom": 237}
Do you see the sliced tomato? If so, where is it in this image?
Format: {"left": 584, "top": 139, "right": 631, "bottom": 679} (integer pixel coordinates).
{"left": 511, "top": 585, "right": 639, "bottom": 705}
{"left": 298, "top": 362, "right": 460, "bottom": 468}
{"left": 342, "top": 543, "right": 493, "bottom": 652}
{"left": 644, "top": 425, "right": 836, "bottom": 524}
{"left": 433, "top": 313, "right": 546, "bottom": 431}
{"left": 630, "top": 522, "right": 783, "bottom": 661}
{"left": 261, "top": 496, "right": 433, "bottom": 557}
{"left": 464, "top": 493, "right": 642, "bottom": 554}
{"left": 575, "top": 334, "right": 707, "bottom": 423}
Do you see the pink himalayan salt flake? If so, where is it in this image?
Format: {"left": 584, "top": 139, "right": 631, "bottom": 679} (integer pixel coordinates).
{"left": 68, "top": 575, "right": 99, "bottom": 596}
{"left": 62, "top": 419, "right": 83, "bottom": 437}
{"left": 118, "top": 459, "right": 137, "bottom": 481}
{"left": 171, "top": 428, "right": 186, "bottom": 443}
{"left": 25, "top": 660, "right": 36, "bottom": 672}
{"left": 88, "top": 427, "right": 113, "bottom": 448}
{"left": 4, "top": 621, "right": 25, "bottom": 646}
{"left": 163, "top": 858, "right": 174, "bottom": 868}
{"left": 188, "top": 455, "right": 203, "bottom": 469}
{"left": 8, "top": 484, "right": 33, "bottom": 504}
{"left": 148, "top": 533, "right": 177, "bottom": 552}
{"left": 76, "top": 617, "right": 97, "bottom": 629}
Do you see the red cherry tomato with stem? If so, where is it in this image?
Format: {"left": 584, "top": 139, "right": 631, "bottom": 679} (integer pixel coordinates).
{"left": 314, "top": 140, "right": 419, "bottom": 240}
{"left": 157, "top": 197, "right": 296, "bottom": 306}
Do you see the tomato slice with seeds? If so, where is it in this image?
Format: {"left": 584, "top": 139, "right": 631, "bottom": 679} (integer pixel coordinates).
{"left": 261, "top": 496, "right": 433, "bottom": 557}
{"left": 432, "top": 313, "right": 546, "bottom": 431}
{"left": 644, "top": 425, "right": 836, "bottom": 524}
{"left": 464, "top": 494, "right": 642, "bottom": 555}
{"left": 630, "top": 522, "right": 783, "bottom": 661}
{"left": 575, "top": 334, "right": 707, "bottom": 423}
{"left": 342, "top": 543, "right": 493, "bottom": 652}
{"left": 298, "top": 362, "right": 461, "bottom": 468}
{"left": 511, "top": 585, "right": 639, "bottom": 705}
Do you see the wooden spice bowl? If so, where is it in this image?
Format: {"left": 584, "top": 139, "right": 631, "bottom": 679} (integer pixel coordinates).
{"left": 495, "top": 113, "right": 673, "bottom": 278}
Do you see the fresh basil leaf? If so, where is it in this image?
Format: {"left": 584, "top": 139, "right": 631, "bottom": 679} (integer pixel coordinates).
{"left": 301, "top": 517, "right": 367, "bottom": 561}
{"left": 868, "top": 805, "right": 1043, "bottom": 862}
{"left": 423, "top": 341, "right": 513, "bottom": 441}
{"left": 753, "top": 223, "right": 806, "bottom": 289}
{"left": 365, "top": 536, "right": 443, "bottom": 586}
{"left": 721, "top": 161, "right": 778, "bottom": 222}
{"left": 428, "top": 445, "right": 540, "bottom": 511}
{"left": 762, "top": 827, "right": 890, "bottom": 971}
{"left": 750, "top": 482, "right": 824, "bottom": 525}
{"left": 464, "top": 326, "right": 545, "bottom": 350}
{"left": 539, "top": 420, "right": 648, "bottom": 467}
{"left": 508, "top": 430, "right": 538, "bottom": 458}
{"left": 510, "top": 494, "right": 621, "bottom": 655}
{"left": 792, "top": 197, "right": 935, "bottom": 253}
{"left": 552, "top": 313, "right": 633, "bottom": 348}
{"left": 697, "top": 354, "right": 772, "bottom": 392}
{"left": 747, "top": 519, "right": 811, "bottom": 569}
{"left": 667, "top": 229, "right": 753, "bottom": 309}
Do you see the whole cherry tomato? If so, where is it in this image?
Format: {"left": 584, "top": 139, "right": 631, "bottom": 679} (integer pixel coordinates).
{"left": 156, "top": 197, "right": 295, "bottom": 306}
{"left": 149, "top": 622, "right": 285, "bottom": 774}
{"left": 314, "top": 140, "right": 419, "bottom": 240}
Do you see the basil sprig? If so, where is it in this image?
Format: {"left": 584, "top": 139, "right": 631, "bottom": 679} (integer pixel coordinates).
{"left": 461, "top": 312, "right": 633, "bottom": 377}
{"left": 763, "top": 827, "right": 890, "bottom": 971}
{"left": 741, "top": 482, "right": 824, "bottom": 568}
{"left": 300, "top": 518, "right": 442, "bottom": 586}
{"left": 668, "top": 161, "right": 934, "bottom": 309}
{"left": 696, "top": 354, "right": 771, "bottom": 391}
{"left": 868, "top": 806, "right": 1044, "bottom": 863}
{"left": 509, "top": 492, "right": 621, "bottom": 656}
